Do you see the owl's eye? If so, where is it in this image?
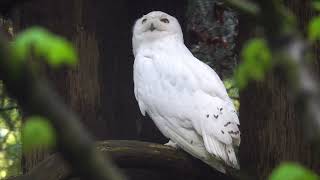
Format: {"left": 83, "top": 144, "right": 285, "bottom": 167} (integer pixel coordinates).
{"left": 142, "top": 18, "right": 147, "bottom": 24}
{"left": 160, "top": 18, "right": 170, "bottom": 23}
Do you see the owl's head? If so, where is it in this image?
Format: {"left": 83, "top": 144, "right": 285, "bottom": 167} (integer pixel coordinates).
{"left": 132, "top": 11, "right": 184, "bottom": 55}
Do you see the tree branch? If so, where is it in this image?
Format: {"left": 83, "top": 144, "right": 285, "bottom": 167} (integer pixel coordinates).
{"left": 223, "top": 0, "right": 260, "bottom": 16}
{"left": 8, "top": 140, "right": 244, "bottom": 180}
{"left": 0, "top": 34, "right": 125, "bottom": 180}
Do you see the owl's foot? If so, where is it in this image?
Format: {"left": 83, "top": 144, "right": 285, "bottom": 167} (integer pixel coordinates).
{"left": 164, "top": 140, "right": 179, "bottom": 149}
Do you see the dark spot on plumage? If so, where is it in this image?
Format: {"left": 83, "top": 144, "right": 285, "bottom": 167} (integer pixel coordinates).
{"left": 228, "top": 130, "right": 240, "bottom": 135}
{"left": 224, "top": 122, "right": 231, "bottom": 127}
{"left": 228, "top": 150, "right": 231, "bottom": 153}
{"left": 221, "top": 130, "right": 224, "bottom": 134}
{"left": 190, "top": 140, "right": 193, "bottom": 144}
{"left": 214, "top": 114, "right": 219, "bottom": 119}
{"left": 220, "top": 108, "right": 223, "bottom": 111}
{"left": 143, "top": 55, "right": 152, "bottom": 59}
{"left": 206, "top": 114, "right": 209, "bottom": 118}
{"left": 142, "top": 18, "right": 147, "bottom": 24}
{"left": 160, "top": 18, "right": 170, "bottom": 23}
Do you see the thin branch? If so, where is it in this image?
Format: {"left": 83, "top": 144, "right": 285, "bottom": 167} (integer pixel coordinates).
{"left": 0, "top": 106, "right": 15, "bottom": 130}
{"left": 0, "top": 34, "right": 125, "bottom": 180}
{"left": 223, "top": 0, "right": 260, "bottom": 16}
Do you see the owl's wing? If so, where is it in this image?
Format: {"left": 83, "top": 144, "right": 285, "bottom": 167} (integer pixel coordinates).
{"left": 185, "top": 56, "right": 239, "bottom": 125}
{"left": 190, "top": 91, "right": 240, "bottom": 169}
{"left": 133, "top": 55, "right": 153, "bottom": 116}
{"left": 180, "top": 53, "right": 240, "bottom": 168}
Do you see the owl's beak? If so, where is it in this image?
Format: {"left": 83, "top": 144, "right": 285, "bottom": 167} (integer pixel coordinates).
{"left": 149, "top": 23, "right": 156, "bottom": 32}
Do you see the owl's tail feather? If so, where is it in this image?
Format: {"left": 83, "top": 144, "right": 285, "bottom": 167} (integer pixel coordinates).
{"left": 204, "top": 158, "right": 226, "bottom": 173}
{"left": 164, "top": 125, "right": 227, "bottom": 173}
{"left": 226, "top": 145, "right": 240, "bottom": 169}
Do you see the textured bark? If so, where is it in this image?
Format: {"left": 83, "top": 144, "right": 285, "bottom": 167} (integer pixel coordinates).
{"left": 0, "top": 0, "right": 30, "bottom": 15}
{"left": 14, "top": 0, "right": 111, "bottom": 172}
{"left": 186, "top": 0, "right": 238, "bottom": 79}
{"left": 238, "top": 1, "right": 320, "bottom": 179}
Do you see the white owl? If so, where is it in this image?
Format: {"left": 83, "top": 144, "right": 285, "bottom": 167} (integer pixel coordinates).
{"left": 132, "top": 11, "right": 240, "bottom": 173}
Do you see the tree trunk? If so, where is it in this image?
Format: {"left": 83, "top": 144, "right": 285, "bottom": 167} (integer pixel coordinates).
{"left": 12, "top": 0, "right": 191, "bottom": 178}
{"left": 238, "top": 1, "right": 320, "bottom": 179}
{"left": 13, "top": 0, "right": 139, "bottom": 173}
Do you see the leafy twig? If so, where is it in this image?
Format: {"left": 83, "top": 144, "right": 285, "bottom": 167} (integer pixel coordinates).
{"left": 254, "top": 0, "right": 320, "bottom": 144}
{"left": 223, "top": 0, "right": 320, "bottom": 145}
{"left": 0, "top": 33, "right": 125, "bottom": 180}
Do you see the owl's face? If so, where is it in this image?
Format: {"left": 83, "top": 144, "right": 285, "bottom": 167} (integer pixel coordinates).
{"left": 132, "top": 11, "right": 183, "bottom": 55}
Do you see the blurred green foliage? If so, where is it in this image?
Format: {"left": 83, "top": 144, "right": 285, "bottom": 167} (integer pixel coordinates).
{"left": 309, "top": 0, "right": 320, "bottom": 42}
{"left": 0, "top": 82, "right": 22, "bottom": 179}
{"left": 234, "top": 38, "right": 272, "bottom": 89}
{"left": 0, "top": 25, "right": 78, "bottom": 179}
{"left": 269, "top": 162, "right": 319, "bottom": 180}
{"left": 308, "top": 16, "right": 320, "bottom": 42}
{"left": 11, "top": 27, "right": 78, "bottom": 68}
{"left": 233, "top": 2, "right": 320, "bottom": 179}
{"left": 223, "top": 78, "right": 239, "bottom": 111}
{"left": 312, "top": 0, "right": 320, "bottom": 12}
{"left": 22, "top": 116, "right": 56, "bottom": 153}
{"left": 10, "top": 26, "right": 78, "bottom": 155}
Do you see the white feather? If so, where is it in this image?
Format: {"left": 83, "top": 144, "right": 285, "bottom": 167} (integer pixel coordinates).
{"left": 132, "top": 11, "right": 240, "bottom": 172}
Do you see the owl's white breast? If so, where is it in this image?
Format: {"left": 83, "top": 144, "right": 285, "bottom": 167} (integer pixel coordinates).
{"left": 133, "top": 37, "right": 197, "bottom": 129}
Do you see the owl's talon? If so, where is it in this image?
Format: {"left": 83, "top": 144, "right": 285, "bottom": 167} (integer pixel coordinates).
{"left": 165, "top": 140, "right": 179, "bottom": 149}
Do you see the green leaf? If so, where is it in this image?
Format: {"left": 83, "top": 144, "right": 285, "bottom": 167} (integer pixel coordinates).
{"left": 223, "top": 78, "right": 234, "bottom": 89}
{"left": 11, "top": 26, "right": 78, "bottom": 68}
{"left": 46, "top": 37, "right": 77, "bottom": 67}
{"left": 22, "top": 116, "right": 56, "bottom": 152}
{"left": 269, "top": 162, "right": 319, "bottom": 180}
{"left": 308, "top": 16, "right": 320, "bottom": 42}
{"left": 312, "top": 1, "right": 320, "bottom": 11}
{"left": 234, "top": 38, "right": 272, "bottom": 89}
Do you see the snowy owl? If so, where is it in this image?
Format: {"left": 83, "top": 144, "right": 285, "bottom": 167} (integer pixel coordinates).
{"left": 132, "top": 11, "right": 240, "bottom": 173}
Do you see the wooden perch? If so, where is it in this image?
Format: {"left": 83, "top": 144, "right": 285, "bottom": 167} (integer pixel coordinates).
{"left": 8, "top": 140, "right": 239, "bottom": 180}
